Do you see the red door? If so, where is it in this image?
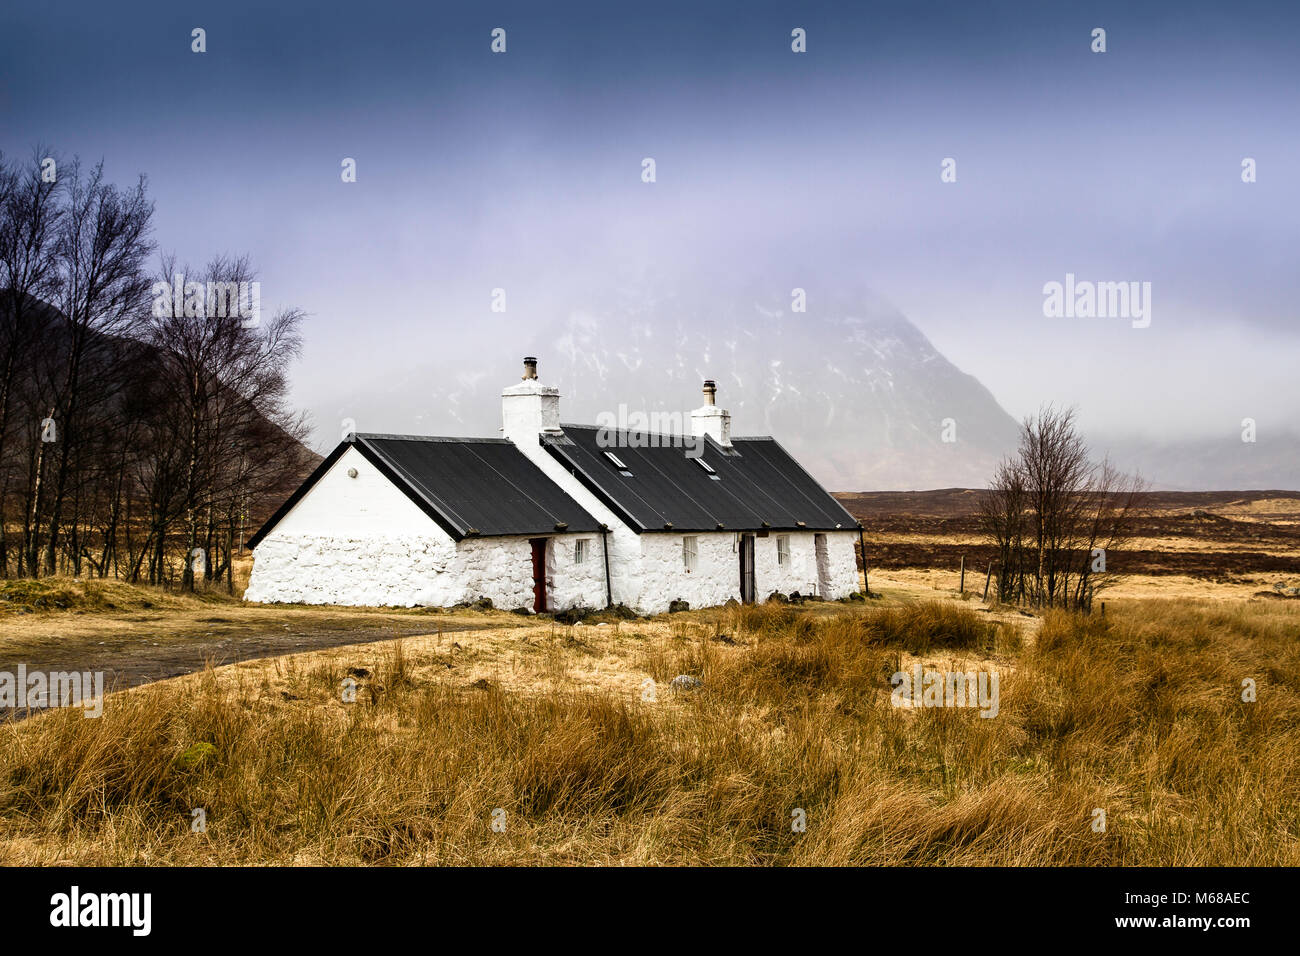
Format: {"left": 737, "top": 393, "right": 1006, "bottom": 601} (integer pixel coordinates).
{"left": 530, "top": 538, "right": 548, "bottom": 612}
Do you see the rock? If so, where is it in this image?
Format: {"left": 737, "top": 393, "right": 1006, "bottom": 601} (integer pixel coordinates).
{"left": 670, "top": 675, "right": 703, "bottom": 692}
{"left": 668, "top": 599, "right": 691, "bottom": 613}
{"left": 766, "top": 591, "right": 789, "bottom": 604}
{"left": 347, "top": 667, "right": 370, "bottom": 678}
{"left": 848, "top": 591, "right": 866, "bottom": 602}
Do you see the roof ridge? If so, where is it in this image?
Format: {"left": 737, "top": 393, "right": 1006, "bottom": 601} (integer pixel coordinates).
{"left": 355, "top": 433, "right": 509, "bottom": 443}
{"left": 560, "top": 422, "right": 694, "bottom": 442}
{"left": 562, "top": 423, "right": 778, "bottom": 443}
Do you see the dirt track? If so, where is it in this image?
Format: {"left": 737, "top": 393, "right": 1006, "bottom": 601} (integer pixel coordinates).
{"left": 0, "top": 611, "right": 502, "bottom": 721}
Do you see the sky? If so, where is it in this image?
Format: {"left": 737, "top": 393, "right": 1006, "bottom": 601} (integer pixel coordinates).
{"left": 2, "top": 0, "right": 1297, "bottom": 450}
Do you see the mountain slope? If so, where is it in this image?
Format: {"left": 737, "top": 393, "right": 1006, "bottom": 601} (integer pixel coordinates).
{"left": 326, "top": 285, "right": 1022, "bottom": 491}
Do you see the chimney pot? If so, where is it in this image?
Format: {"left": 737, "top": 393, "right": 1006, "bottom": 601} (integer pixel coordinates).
{"left": 702, "top": 379, "right": 717, "bottom": 406}
{"left": 522, "top": 356, "right": 538, "bottom": 380}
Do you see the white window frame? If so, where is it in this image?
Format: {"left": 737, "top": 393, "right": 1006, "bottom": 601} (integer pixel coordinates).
{"left": 776, "top": 534, "right": 790, "bottom": 567}
{"left": 574, "top": 539, "right": 591, "bottom": 564}
{"left": 682, "top": 536, "right": 699, "bottom": 573}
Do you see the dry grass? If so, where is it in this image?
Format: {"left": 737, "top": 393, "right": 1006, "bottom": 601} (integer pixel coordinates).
{"left": 1, "top": 597, "right": 1296, "bottom": 866}
{"left": 0, "top": 576, "right": 240, "bottom": 615}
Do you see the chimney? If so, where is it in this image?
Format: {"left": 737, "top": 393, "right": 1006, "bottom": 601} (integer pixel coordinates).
{"left": 691, "top": 378, "right": 731, "bottom": 447}
{"left": 502, "top": 355, "right": 562, "bottom": 443}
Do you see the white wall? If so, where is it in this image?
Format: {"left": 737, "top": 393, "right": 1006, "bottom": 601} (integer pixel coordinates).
{"left": 246, "top": 531, "right": 608, "bottom": 609}
{"left": 267, "top": 446, "right": 439, "bottom": 537}
{"left": 544, "top": 533, "right": 610, "bottom": 610}
{"left": 636, "top": 532, "right": 737, "bottom": 612}
{"left": 629, "top": 529, "right": 860, "bottom": 613}
{"left": 752, "top": 530, "right": 860, "bottom": 600}
{"left": 815, "top": 531, "right": 861, "bottom": 598}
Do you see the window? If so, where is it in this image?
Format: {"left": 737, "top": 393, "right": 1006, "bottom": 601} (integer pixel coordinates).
{"left": 603, "top": 451, "right": 633, "bottom": 476}
{"left": 693, "top": 457, "right": 720, "bottom": 480}
{"left": 776, "top": 535, "right": 790, "bottom": 567}
{"left": 574, "top": 539, "right": 591, "bottom": 564}
{"left": 682, "top": 536, "right": 698, "bottom": 573}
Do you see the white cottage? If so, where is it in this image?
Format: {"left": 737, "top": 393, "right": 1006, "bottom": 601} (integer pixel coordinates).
{"left": 245, "top": 358, "right": 862, "bottom": 613}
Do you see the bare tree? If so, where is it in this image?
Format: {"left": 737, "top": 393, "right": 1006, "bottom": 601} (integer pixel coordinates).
{"left": 978, "top": 457, "right": 1028, "bottom": 603}
{"left": 980, "top": 405, "right": 1147, "bottom": 611}
{"left": 27, "top": 158, "right": 154, "bottom": 577}
{"left": 1071, "top": 458, "right": 1148, "bottom": 609}
{"left": 0, "top": 148, "right": 63, "bottom": 574}
{"left": 146, "top": 254, "right": 305, "bottom": 590}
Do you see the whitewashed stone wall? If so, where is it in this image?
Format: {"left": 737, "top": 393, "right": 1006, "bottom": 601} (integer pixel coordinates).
{"left": 544, "top": 534, "right": 610, "bottom": 610}
{"left": 756, "top": 530, "right": 860, "bottom": 599}
{"left": 630, "top": 529, "right": 859, "bottom": 613}
{"left": 246, "top": 532, "right": 606, "bottom": 609}
{"left": 247, "top": 526, "right": 854, "bottom": 611}
{"left": 815, "top": 531, "right": 861, "bottom": 598}
{"left": 636, "top": 532, "right": 737, "bottom": 612}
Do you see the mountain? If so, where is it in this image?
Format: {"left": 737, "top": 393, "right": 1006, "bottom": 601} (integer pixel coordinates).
{"left": 323, "top": 283, "right": 1023, "bottom": 491}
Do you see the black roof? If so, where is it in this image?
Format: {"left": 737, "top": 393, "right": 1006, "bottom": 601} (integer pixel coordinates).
{"left": 539, "top": 425, "right": 858, "bottom": 533}
{"left": 248, "top": 434, "right": 603, "bottom": 547}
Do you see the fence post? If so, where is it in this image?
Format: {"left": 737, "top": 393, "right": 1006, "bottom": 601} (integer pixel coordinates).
{"left": 959, "top": 555, "right": 965, "bottom": 594}
{"left": 983, "top": 561, "right": 994, "bottom": 602}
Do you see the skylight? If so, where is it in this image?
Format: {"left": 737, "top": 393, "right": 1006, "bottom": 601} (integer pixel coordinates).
{"left": 603, "top": 451, "right": 633, "bottom": 476}
{"left": 693, "top": 457, "right": 720, "bottom": 480}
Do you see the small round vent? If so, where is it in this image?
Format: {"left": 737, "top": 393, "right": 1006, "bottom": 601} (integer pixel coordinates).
{"left": 346, "top": 468, "right": 358, "bottom": 479}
